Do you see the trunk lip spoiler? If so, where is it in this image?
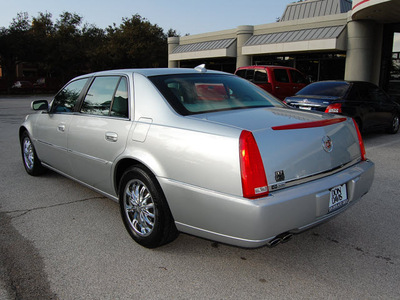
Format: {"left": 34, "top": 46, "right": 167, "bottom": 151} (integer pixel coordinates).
{"left": 272, "top": 117, "right": 347, "bottom": 131}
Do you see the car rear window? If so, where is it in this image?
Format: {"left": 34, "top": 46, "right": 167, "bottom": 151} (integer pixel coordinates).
{"left": 298, "top": 82, "right": 350, "bottom": 97}
{"left": 149, "top": 73, "right": 283, "bottom": 115}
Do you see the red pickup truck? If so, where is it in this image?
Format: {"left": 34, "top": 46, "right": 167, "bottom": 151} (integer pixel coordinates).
{"left": 235, "top": 65, "right": 309, "bottom": 100}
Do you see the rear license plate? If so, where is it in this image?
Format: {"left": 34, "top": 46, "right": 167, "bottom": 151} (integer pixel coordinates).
{"left": 328, "top": 184, "right": 348, "bottom": 213}
{"left": 299, "top": 106, "right": 312, "bottom": 110}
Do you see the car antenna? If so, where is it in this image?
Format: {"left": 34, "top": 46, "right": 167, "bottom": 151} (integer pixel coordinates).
{"left": 194, "top": 64, "right": 207, "bottom": 73}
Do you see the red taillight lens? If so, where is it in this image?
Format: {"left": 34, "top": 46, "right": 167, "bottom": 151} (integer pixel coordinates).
{"left": 325, "top": 103, "right": 342, "bottom": 113}
{"left": 352, "top": 119, "right": 366, "bottom": 161}
{"left": 239, "top": 130, "right": 269, "bottom": 199}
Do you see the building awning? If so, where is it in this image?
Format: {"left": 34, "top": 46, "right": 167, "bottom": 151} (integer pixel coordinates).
{"left": 169, "top": 38, "right": 237, "bottom": 61}
{"left": 242, "top": 25, "right": 346, "bottom": 55}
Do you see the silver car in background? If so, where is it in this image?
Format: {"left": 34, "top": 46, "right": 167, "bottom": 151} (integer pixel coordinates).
{"left": 19, "top": 66, "right": 374, "bottom": 248}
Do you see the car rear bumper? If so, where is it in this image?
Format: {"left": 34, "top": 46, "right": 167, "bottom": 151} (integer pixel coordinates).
{"left": 159, "top": 159, "right": 375, "bottom": 248}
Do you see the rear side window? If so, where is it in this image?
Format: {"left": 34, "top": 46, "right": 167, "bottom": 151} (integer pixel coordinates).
{"left": 274, "top": 69, "right": 290, "bottom": 83}
{"left": 51, "top": 78, "right": 89, "bottom": 113}
{"left": 368, "top": 84, "right": 389, "bottom": 103}
{"left": 111, "top": 77, "right": 129, "bottom": 118}
{"left": 235, "top": 70, "right": 246, "bottom": 79}
{"left": 244, "top": 70, "right": 255, "bottom": 81}
{"left": 254, "top": 70, "right": 268, "bottom": 83}
{"left": 81, "top": 76, "right": 128, "bottom": 118}
{"left": 347, "top": 84, "right": 362, "bottom": 101}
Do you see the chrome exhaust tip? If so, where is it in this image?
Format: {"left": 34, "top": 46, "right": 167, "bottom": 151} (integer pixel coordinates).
{"left": 267, "top": 232, "right": 293, "bottom": 247}
{"left": 267, "top": 238, "right": 282, "bottom": 248}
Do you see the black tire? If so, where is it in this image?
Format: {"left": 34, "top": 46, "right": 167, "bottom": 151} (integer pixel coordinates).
{"left": 387, "top": 114, "right": 399, "bottom": 134}
{"left": 119, "top": 166, "right": 178, "bottom": 248}
{"left": 20, "top": 131, "right": 46, "bottom": 176}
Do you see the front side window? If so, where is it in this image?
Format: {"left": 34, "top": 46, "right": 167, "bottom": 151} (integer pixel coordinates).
{"left": 51, "top": 78, "right": 89, "bottom": 113}
{"left": 290, "top": 70, "right": 308, "bottom": 84}
{"left": 149, "top": 73, "right": 284, "bottom": 115}
{"left": 81, "top": 76, "right": 128, "bottom": 118}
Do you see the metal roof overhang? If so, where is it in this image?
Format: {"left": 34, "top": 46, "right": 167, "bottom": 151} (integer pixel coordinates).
{"left": 352, "top": 0, "right": 400, "bottom": 23}
{"left": 169, "top": 38, "right": 237, "bottom": 61}
{"left": 242, "top": 25, "right": 347, "bottom": 55}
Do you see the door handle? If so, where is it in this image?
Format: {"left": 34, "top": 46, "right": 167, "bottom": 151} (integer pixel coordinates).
{"left": 57, "top": 124, "right": 66, "bottom": 132}
{"left": 105, "top": 132, "right": 118, "bottom": 142}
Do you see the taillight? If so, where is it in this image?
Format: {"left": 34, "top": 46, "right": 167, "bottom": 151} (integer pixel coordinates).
{"left": 325, "top": 103, "right": 342, "bottom": 113}
{"left": 239, "top": 130, "right": 269, "bottom": 199}
{"left": 352, "top": 119, "right": 366, "bottom": 161}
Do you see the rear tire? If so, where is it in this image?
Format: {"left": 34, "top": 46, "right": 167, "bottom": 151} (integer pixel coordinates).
{"left": 387, "top": 114, "right": 399, "bottom": 134}
{"left": 20, "top": 131, "right": 46, "bottom": 176}
{"left": 119, "top": 166, "right": 178, "bottom": 248}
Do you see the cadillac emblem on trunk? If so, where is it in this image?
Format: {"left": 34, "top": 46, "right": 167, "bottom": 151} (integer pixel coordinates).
{"left": 322, "top": 136, "right": 333, "bottom": 153}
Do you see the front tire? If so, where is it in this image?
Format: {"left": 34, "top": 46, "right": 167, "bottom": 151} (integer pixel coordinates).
{"left": 119, "top": 166, "right": 178, "bottom": 248}
{"left": 20, "top": 131, "right": 46, "bottom": 176}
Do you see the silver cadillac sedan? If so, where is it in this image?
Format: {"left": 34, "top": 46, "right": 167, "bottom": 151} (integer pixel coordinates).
{"left": 19, "top": 66, "right": 375, "bottom": 248}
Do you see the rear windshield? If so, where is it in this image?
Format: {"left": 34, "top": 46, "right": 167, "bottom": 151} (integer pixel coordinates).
{"left": 297, "top": 82, "right": 350, "bottom": 97}
{"left": 149, "top": 73, "right": 283, "bottom": 115}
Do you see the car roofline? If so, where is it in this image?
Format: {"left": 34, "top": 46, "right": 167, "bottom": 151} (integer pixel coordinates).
{"left": 72, "top": 68, "right": 227, "bottom": 80}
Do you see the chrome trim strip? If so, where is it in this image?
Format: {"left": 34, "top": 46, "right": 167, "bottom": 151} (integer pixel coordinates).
{"left": 296, "top": 103, "right": 322, "bottom": 107}
{"left": 68, "top": 149, "right": 111, "bottom": 165}
{"left": 36, "top": 139, "right": 111, "bottom": 165}
{"left": 36, "top": 139, "right": 69, "bottom": 152}
{"left": 269, "top": 158, "right": 361, "bottom": 192}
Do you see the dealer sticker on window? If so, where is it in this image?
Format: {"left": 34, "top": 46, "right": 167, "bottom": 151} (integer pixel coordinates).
{"left": 329, "top": 184, "right": 348, "bottom": 213}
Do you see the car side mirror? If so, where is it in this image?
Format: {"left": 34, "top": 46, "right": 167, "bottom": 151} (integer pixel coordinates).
{"left": 31, "top": 100, "right": 49, "bottom": 111}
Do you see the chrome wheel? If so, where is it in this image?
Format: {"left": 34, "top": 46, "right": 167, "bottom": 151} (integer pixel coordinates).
{"left": 20, "top": 132, "right": 45, "bottom": 176}
{"left": 23, "top": 137, "right": 35, "bottom": 170}
{"left": 119, "top": 166, "right": 178, "bottom": 248}
{"left": 123, "top": 179, "right": 155, "bottom": 237}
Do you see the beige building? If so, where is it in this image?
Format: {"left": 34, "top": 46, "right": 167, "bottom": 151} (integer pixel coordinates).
{"left": 168, "top": 0, "right": 400, "bottom": 91}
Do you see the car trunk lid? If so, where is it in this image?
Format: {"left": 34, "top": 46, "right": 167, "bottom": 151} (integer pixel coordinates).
{"left": 193, "top": 107, "right": 362, "bottom": 190}
{"left": 284, "top": 95, "right": 342, "bottom": 112}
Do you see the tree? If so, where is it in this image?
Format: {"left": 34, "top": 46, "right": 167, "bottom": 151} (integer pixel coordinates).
{"left": 31, "top": 12, "right": 55, "bottom": 77}
{"left": 0, "top": 11, "right": 176, "bottom": 91}
{"left": 0, "top": 12, "right": 33, "bottom": 89}
{"left": 167, "top": 29, "right": 179, "bottom": 37}
{"left": 104, "top": 15, "right": 168, "bottom": 68}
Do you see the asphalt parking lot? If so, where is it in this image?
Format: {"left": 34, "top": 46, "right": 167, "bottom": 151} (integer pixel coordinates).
{"left": 1, "top": 95, "right": 399, "bottom": 299}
